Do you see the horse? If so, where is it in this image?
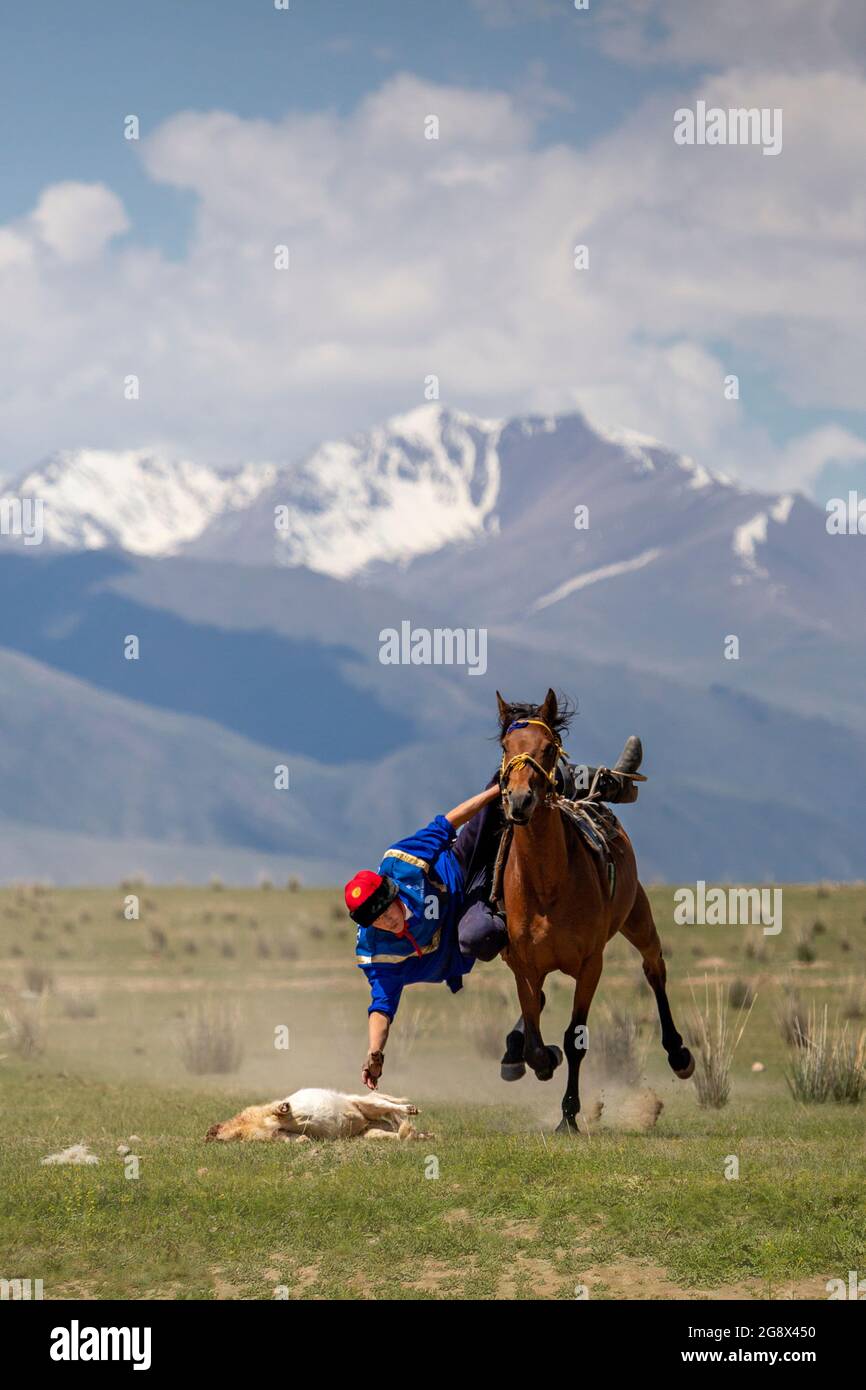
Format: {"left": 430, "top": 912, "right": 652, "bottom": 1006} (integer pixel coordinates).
{"left": 495, "top": 688, "right": 694, "bottom": 1134}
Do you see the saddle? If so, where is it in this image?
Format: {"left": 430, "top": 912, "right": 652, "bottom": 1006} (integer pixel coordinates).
{"left": 491, "top": 736, "right": 646, "bottom": 907}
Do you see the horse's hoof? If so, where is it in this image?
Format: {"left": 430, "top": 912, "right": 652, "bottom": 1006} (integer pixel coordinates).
{"left": 555, "top": 1116, "right": 579, "bottom": 1136}
{"left": 530, "top": 1045, "right": 562, "bottom": 1081}
{"left": 673, "top": 1047, "right": 696, "bottom": 1079}
{"left": 500, "top": 1060, "right": 526, "bottom": 1082}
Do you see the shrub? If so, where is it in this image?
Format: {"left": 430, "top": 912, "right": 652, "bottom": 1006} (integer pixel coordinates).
{"left": 687, "top": 977, "right": 755, "bottom": 1109}
{"left": 795, "top": 930, "right": 816, "bottom": 964}
{"left": 179, "top": 1001, "right": 243, "bottom": 1075}
{"left": 842, "top": 980, "right": 866, "bottom": 1021}
{"left": 786, "top": 1005, "right": 866, "bottom": 1104}
{"left": 728, "top": 978, "right": 754, "bottom": 1010}
{"left": 588, "top": 1005, "right": 644, "bottom": 1085}
{"left": 1, "top": 1003, "right": 44, "bottom": 1057}
{"left": 777, "top": 992, "right": 809, "bottom": 1048}
{"left": 24, "top": 965, "right": 54, "bottom": 996}
{"left": 744, "top": 932, "right": 768, "bottom": 963}
{"left": 61, "top": 991, "right": 98, "bottom": 1019}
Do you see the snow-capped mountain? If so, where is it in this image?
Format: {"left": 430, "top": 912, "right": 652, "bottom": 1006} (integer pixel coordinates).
{"left": 188, "top": 404, "right": 504, "bottom": 577}
{"left": 0, "top": 405, "right": 802, "bottom": 587}
{"left": 2, "top": 403, "right": 865, "bottom": 883}
{"left": 3, "top": 448, "right": 277, "bottom": 555}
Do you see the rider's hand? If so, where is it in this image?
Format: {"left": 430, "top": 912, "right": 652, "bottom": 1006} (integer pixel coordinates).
{"left": 362, "top": 1050, "right": 384, "bottom": 1090}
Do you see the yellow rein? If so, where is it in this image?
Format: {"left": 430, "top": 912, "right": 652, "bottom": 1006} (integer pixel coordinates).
{"left": 499, "top": 718, "right": 565, "bottom": 798}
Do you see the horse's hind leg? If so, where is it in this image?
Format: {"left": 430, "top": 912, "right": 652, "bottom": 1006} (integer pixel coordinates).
{"left": 556, "top": 952, "right": 603, "bottom": 1135}
{"left": 620, "top": 883, "right": 694, "bottom": 1079}
{"left": 512, "top": 973, "right": 562, "bottom": 1082}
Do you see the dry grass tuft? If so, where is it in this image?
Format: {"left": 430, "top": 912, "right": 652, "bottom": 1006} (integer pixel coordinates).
{"left": 687, "top": 977, "right": 755, "bottom": 1109}
{"left": 786, "top": 1004, "right": 866, "bottom": 1104}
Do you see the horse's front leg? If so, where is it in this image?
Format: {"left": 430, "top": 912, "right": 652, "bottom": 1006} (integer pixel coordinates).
{"left": 513, "top": 968, "right": 562, "bottom": 1082}
{"left": 556, "top": 951, "right": 603, "bottom": 1135}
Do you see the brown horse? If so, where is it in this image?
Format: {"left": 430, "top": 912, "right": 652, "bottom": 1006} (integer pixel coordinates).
{"left": 496, "top": 688, "right": 694, "bottom": 1134}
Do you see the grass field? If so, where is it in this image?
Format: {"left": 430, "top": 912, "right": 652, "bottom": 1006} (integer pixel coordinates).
{"left": 1, "top": 881, "right": 865, "bottom": 1300}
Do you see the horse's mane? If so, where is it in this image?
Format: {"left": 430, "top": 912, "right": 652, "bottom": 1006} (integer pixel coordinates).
{"left": 496, "top": 693, "right": 576, "bottom": 742}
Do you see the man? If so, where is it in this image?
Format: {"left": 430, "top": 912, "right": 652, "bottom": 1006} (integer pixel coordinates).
{"left": 344, "top": 781, "right": 506, "bottom": 1090}
{"left": 344, "top": 734, "right": 644, "bottom": 1090}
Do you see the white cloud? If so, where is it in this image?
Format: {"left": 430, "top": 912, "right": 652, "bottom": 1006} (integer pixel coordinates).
{"left": 597, "top": 0, "right": 866, "bottom": 72}
{"left": 0, "top": 70, "right": 864, "bottom": 496}
{"left": 30, "top": 182, "right": 130, "bottom": 262}
{"left": 769, "top": 426, "right": 866, "bottom": 494}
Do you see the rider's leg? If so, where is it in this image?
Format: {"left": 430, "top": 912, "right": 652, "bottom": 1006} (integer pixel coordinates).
{"left": 457, "top": 900, "right": 508, "bottom": 962}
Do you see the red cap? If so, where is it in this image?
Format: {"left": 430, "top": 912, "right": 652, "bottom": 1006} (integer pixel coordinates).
{"left": 344, "top": 869, "right": 383, "bottom": 913}
{"left": 344, "top": 869, "right": 399, "bottom": 926}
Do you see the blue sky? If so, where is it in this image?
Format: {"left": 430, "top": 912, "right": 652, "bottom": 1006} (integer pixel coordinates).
{"left": 2, "top": 0, "right": 672, "bottom": 253}
{"left": 2, "top": 0, "right": 866, "bottom": 497}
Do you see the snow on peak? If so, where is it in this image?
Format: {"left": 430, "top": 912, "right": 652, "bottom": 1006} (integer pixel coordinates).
{"left": 271, "top": 406, "right": 504, "bottom": 579}
{"left": 531, "top": 548, "right": 663, "bottom": 612}
{"left": 7, "top": 449, "right": 276, "bottom": 555}
{"left": 732, "top": 511, "right": 769, "bottom": 576}
{"left": 732, "top": 496, "right": 795, "bottom": 578}
{"left": 589, "top": 415, "right": 727, "bottom": 491}
{"left": 771, "top": 494, "right": 794, "bottom": 524}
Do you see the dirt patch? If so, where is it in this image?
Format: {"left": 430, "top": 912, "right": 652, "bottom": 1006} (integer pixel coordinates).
{"left": 576, "top": 1258, "right": 833, "bottom": 1301}
{"left": 210, "top": 1266, "right": 242, "bottom": 1300}
{"left": 49, "top": 1280, "right": 99, "bottom": 1300}
{"left": 499, "top": 1218, "right": 540, "bottom": 1241}
{"left": 496, "top": 1253, "right": 568, "bottom": 1299}
{"left": 405, "top": 1257, "right": 476, "bottom": 1293}
{"left": 261, "top": 1261, "right": 321, "bottom": 1296}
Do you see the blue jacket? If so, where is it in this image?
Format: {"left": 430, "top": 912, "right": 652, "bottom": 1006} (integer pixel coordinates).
{"left": 355, "top": 815, "right": 473, "bottom": 1019}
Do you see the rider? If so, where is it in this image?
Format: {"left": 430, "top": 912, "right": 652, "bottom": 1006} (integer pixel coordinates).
{"left": 344, "top": 782, "right": 507, "bottom": 1090}
{"left": 344, "top": 718, "right": 643, "bottom": 1091}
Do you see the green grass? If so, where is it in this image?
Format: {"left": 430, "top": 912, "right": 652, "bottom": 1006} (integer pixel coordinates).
{"left": 1, "top": 881, "right": 865, "bottom": 1299}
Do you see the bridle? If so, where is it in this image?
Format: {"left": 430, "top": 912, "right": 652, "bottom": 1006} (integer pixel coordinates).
{"left": 498, "top": 718, "right": 565, "bottom": 802}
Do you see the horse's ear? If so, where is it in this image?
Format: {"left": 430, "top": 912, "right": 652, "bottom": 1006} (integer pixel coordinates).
{"left": 540, "top": 688, "right": 558, "bottom": 727}
{"left": 496, "top": 691, "right": 510, "bottom": 725}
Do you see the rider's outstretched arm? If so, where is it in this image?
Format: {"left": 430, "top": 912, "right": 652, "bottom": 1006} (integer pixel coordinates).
{"left": 445, "top": 783, "right": 500, "bottom": 830}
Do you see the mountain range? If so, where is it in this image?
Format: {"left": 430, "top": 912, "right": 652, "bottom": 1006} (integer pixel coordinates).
{"left": 1, "top": 404, "right": 863, "bottom": 885}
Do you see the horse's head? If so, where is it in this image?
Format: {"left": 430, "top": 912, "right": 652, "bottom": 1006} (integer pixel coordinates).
{"left": 496, "top": 688, "right": 572, "bottom": 825}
